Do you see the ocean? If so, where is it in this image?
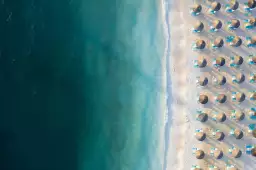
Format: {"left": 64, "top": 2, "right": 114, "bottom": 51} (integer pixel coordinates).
{"left": 0, "top": 0, "right": 167, "bottom": 170}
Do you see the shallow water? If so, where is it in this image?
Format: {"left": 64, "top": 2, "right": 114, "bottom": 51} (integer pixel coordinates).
{"left": 0, "top": 0, "right": 166, "bottom": 170}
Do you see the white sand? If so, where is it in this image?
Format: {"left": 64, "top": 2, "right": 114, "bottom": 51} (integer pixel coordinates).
{"left": 166, "top": 0, "right": 256, "bottom": 170}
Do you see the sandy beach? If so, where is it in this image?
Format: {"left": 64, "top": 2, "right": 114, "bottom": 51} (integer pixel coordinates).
{"left": 167, "top": 0, "right": 256, "bottom": 169}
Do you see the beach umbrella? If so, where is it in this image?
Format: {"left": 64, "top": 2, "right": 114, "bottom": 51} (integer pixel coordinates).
{"left": 211, "top": 2, "right": 221, "bottom": 11}
{"left": 195, "top": 40, "right": 206, "bottom": 49}
{"left": 215, "top": 131, "right": 225, "bottom": 141}
{"left": 249, "top": 17, "right": 256, "bottom": 26}
{"left": 198, "top": 94, "right": 208, "bottom": 104}
{"left": 234, "top": 129, "right": 243, "bottom": 139}
{"left": 215, "top": 112, "right": 226, "bottom": 122}
{"left": 213, "top": 20, "right": 222, "bottom": 29}
{"left": 230, "top": 36, "right": 242, "bottom": 47}
{"left": 251, "top": 148, "right": 256, "bottom": 156}
{"left": 249, "top": 91, "right": 256, "bottom": 100}
{"left": 249, "top": 74, "right": 256, "bottom": 83}
{"left": 213, "top": 75, "right": 226, "bottom": 85}
{"left": 192, "top": 4, "right": 202, "bottom": 13}
{"left": 248, "top": 56, "right": 256, "bottom": 65}
{"left": 232, "top": 73, "right": 245, "bottom": 84}
{"left": 213, "top": 57, "right": 225, "bottom": 67}
{"left": 249, "top": 109, "right": 256, "bottom": 119}
{"left": 197, "top": 57, "right": 207, "bottom": 68}
{"left": 247, "top": 36, "right": 256, "bottom": 47}
{"left": 232, "top": 92, "right": 246, "bottom": 102}
{"left": 196, "top": 113, "right": 208, "bottom": 122}
{"left": 248, "top": 0, "right": 256, "bottom": 9}
{"left": 233, "top": 110, "right": 245, "bottom": 121}
{"left": 231, "top": 148, "right": 242, "bottom": 158}
{"left": 230, "top": 19, "right": 240, "bottom": 29}
{"left": 233, "top": 56, "right": 243, "bottom": 65}
{"left": 195, "top": 150, "right": 205, "bottom": 159}
{"left": 215, "top": 94, "right": 227, "bottom": 103}
{"left": 213, "top": 149, "right": 223, "bottom": 159}
{"left": 195, "top": 131, "right": 206, "bottom": 141}
{"left": 198, "top": 76, "right": 208, "bottom": 86}
{"left": 213, "top": 37, "right": 224, "bottom": 48}
{"left": 194, "top": 21, "right": 204, "bottom": 32}
{"left": 230, "top": 0, "right": 239, "bottom": 10}
{"left": 253, "top": 129, "right": 256, "bottom": 138}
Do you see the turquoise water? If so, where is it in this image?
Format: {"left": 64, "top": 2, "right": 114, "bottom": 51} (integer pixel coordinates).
{"left": 0, "top": 0, "right": 166, "bottom": 170}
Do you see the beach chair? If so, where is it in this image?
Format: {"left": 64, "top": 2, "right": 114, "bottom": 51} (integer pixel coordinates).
{"left": 249, "top": 108, "right": 256, "bottom": 119}
{"left": 246, "top": 145, "right": 255, "bottom": 155}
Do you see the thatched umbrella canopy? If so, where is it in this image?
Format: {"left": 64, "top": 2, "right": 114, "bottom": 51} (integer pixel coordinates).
{"left": 234, "top": 129, "right": 243, "bottom": 139}
{"left": 249, "top": 17, "right": 256, "bottom": 26}
{"left": 213, "top": 75, "right": 226, "bottom": 85}
{"left": 233, "top": 56, "right": 243, "bottom": 65}
{"left": 195, "top": 132, "right": 206, "bottom": 141}
{"left": 234, "top": 92, "right": 246, "bottom": 102}
{"left": 230, "top": 0, "right": 239, "bottom": 10}
{"left": 197, "top": 58, "right": 207, "bottom": 68}
{"left": 249, "top": 74, "right": 256, "bottom": 82}
{"left": 213, "top": 149, "right": 223, "bottom": 159}
{"left": 198, "top": 94, "right": 208, "bottom": 104}
{"left": 215, "top": 94, "right": 227, "bottom": 103}
{"left": 231, "top": 148, "right": 242, "bottom": 158}
{"left": 213, "top": 20, "right": 222, "bottom": 29}
{"left": 196, "top": 40, "right": 206, "bottom": 49}
{"left": 230, "top": 19, "right": 240, "bottom": 28}
{"left": 231, "top": 36, "right": 242, "bottom": 47}
{"left": 214, "top": 57, "right": 225, "bottom": 67}
{"left": 211, "top": 2, "right": 221, "bottom": 11}
{"left": 252, "top": 129, "right": 256, "bottom": 138}
{"left": 215, "top": 112, "right": 226, "bottom": 122}
{"left": 233, "top": 73, "right": 245, "bottom": 84}
{"left": 249, "top": 91, "right": 256, "bottom": 100}
{"left": 251, "top": 148, "right": 256, "bottom": 157}
{"left": 248, "top": 0, "right": 256, "bottom": 9}
{"left": 215, "top": 131, "right": 225, "bottom": 141}
{"left": 214, "top": 38, "right": 224, "bottom": 48}
{"left": 192, "top": 4, "right": 202, "bottom": 13}
{"left": 194, "top": 21, "right": 204, "bottom": 32}
{"left": 197, "top": 113, "right": 208, "bottom": 122}
{"left": 233, "top": 110, "right": 245, "bottom": 121}
{"left": 195, "top": 150, "right": 205, "bottom": 159}
{"left": 198, "top": 76, "right": 208, "bottom": 86}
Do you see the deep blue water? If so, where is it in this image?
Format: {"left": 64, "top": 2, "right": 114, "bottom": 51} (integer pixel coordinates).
{"left": 0, "top": 0, "right": 166, "bottom": 170}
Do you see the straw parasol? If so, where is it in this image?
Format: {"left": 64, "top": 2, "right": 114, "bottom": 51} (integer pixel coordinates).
{"left": 231, "top": 36, "right": 242, "bottom": 47}
{"left": 195, "top": 132, "right": 206, "bottom": 141}
{"left": 213, "top": 20, "right": 222, "bottom": 29}
{"left": 251, "top": 148, "right": 256, "bottom": 157}
{"left": 215, "top": 131, "right": 225, "bottom": 141}
{"left": 231, "top": 148, "right": 242, "bottom": 158}
{"left": 235, "top": 92, "right": 246, "bottom": 102}
{"left": 252, "top": 129, "right": 256, "bottom": 138}
{"left": 197, "top": 57, "right": 207, "bottom": 68}
{"left": 234, "top": 129, "right": 243, "bottom": 139}
{"left": 195, "top": 150, "right": 205, "bottom": 159}
{"left": 214, "top": 37, "right": 224, "bottom": 48}
{"left": 250, "top": 91, "right": 256, "bottom": 100}
{"left": 248, "top": 0, "right": 256, "bottom": 9}
{"left": 194, "top": 21, "right": 204, "bottom": 32}
{"left": 233, "top": 73, "right": 245, "bottom": 83}
{"left": 216, "top": 112, "right": 226, "bottom": 122}
{"left": 196, "top": 40, "right": 206, "bottom": 49}
{"left": 193, "top": 4, "right": 202, "bottom": 13}
{"left": 233, "top": 56, "right": 243, "bottom": 65}
{"left": 198, "top": 94, "right": 208, "bottom": 104}
{"left": 197, "top": 113, "right": 208, "bottom": 122}
{"left": 211, "top": 2, "right": 221, "bottom": 11}
{"left": 249, "top": 17, "right": 256, "bottom": 26}
{"left": 198, "top": 76, "right": 208, "bottom": 86}
{"left": 213, "top": 149, "right": 223, "bottom": 159}
{"left": 216, "top": 94, "right": 227, "bottom": 103}
{"left": 231, "top": 19, "right": 240, "bottom": 28}
{"left": 230, "top": 0, "right": 239, "bottom": 10}
{"left": 215, "top": 57, "right": 225, "bottom": 66}
{"left": 213, "top": 75, "right": 226, "bottom": 85}
{"left": 234, "top": 110, "right": 245, "bottom": 121}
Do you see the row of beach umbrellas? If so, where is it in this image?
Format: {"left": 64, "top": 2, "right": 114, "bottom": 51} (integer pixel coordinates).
{"left": 190, "top": 0, "right": 256, "bottom": 16}
{"left": 196, "top": 73, "right": 256, "bottom": 86}
{"left": 192, "top": 36, "right": 256, "bottom": 49}
{"left": 192, "top": 18, "right": 256, "bottom": 33}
